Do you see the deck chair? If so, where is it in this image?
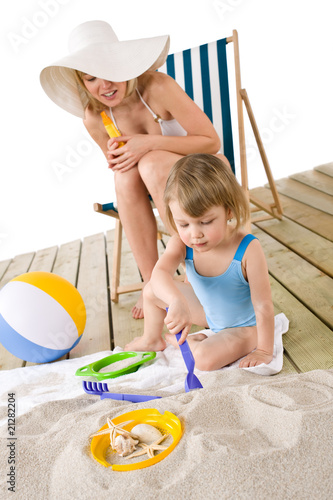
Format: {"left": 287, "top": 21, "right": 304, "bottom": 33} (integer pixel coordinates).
{"left": 94, "top": 29, "right": 283, "bottom": 303}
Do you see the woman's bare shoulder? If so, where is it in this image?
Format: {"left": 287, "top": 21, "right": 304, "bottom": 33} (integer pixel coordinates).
{"left": 139, "top": 71, "right": 176, "bottom": 94}
{"left": 83, "top": 105, "right": 102, "bottom": 127}
{"left": 83, "top": 105, "right": 108, "bottom": 148}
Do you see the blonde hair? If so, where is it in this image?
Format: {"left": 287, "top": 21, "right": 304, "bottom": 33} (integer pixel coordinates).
{"left": 74, "top": 70, "right": 138, "bottom": 113}
{"left": 164, "top": 154, "right": 250, "bottom": 231}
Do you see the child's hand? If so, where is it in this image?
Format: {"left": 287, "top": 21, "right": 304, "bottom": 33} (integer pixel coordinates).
{"left": 164, "top": 301, "right": 192, "bottom": 344}
{"left": 239, "top": 349, "right": 273, "bottom": 368}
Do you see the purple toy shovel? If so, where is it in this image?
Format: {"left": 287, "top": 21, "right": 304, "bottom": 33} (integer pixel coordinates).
{"left": 166, "top": 308, "right": 203, "bottom": 392}
{"left": 82, "top": 381, "right": 161, "bottom": 402}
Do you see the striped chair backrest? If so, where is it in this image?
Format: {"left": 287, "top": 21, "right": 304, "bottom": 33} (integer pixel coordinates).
{"left": 158, "top": 38, "right": 235, "bottom": 173}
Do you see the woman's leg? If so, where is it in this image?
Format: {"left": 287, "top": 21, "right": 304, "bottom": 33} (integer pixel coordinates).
{"left": 114, "top": 167, "right": 159, "bottom": 319}
{"left": 115, "top": 151, "right": 183, "bottom": 319}
{"left": 138, "top": 150, "right": 183, "bottom": 231}
{"left": 139, "top": 150, "right": 231, "bottom": 230}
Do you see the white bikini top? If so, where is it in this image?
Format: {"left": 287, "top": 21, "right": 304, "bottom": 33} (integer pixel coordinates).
{"left": 109, "top": 88, "right": 187, "bottom": 137}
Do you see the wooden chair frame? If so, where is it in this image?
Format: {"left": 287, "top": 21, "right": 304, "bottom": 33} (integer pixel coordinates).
{"left": 94, "top": 29, "right": 283, "bottom": 303}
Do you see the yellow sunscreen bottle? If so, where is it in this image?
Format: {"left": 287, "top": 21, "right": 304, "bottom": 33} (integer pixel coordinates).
{"left": 100, "top": 111, "right": 125, "bottom": 147}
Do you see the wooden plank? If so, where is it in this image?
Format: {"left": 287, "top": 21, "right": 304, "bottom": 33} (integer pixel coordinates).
{"left": 290, "top": 170, "right": 333, "bottom": 196}
{"left": 0, "top": 252, "right": 35, "bottom": 370}
{"left": 252, "top": 226, "right": 333, "bottom": 330}
{"left": 273, "top": 178, "right": 333, "bottom": 215}
{"left": 0, "top": 259, "right": 11, "bottom": 281}
{"left": 52, "top": 239, "right": 81, "bottom": 286}
{"left": 0, "top": 252, "right": 35, "bottom": 288}
{"left": 29, "top": 246, "right": 58, "bottom": 273}
{"left": 280, "top": 354, "right": 299, "bottom": 374}
{"left": 70, "top": 233, "right": 111, "bottom": 357}
{"left": 250, "top": 186, "right": 333, "bottom": 241}
{"left": 107, "top": 229, "right": 144, "bottom": 348}
{"left": 270, "top": 276, "right": 333, "bottom": 372}
{"left": 254, "top": 217, "right": 333, "bottom": 277}
{"left": 315, "top": 161, "right": 333, "bottom": 177}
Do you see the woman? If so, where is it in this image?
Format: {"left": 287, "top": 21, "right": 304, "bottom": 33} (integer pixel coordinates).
{"left": 40, "top": 20, "right": 225, "bottom": 319}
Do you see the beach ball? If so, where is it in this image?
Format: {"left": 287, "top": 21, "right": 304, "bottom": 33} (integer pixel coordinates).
{"left": 0, "top": 272, "right": 86, "bottom": 363}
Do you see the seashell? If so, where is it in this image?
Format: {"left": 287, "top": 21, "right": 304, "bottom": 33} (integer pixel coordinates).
{"left": 131, "top": 424, "right": 163, "bottom": 444}
{"left": 113, "top": 434, "right": 139, "bottom": 457}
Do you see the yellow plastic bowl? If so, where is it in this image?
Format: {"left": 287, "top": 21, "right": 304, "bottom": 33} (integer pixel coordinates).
{"left": 90, "top": 408, "right": 182, "bottom": 471}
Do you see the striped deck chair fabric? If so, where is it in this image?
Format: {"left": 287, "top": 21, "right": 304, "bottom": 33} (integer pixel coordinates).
{"left": 158, "top": 38, "right": 235, "bottom": 174}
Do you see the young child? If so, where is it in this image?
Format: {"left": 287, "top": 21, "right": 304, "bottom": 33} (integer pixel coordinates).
{"left": 124, "top": 154, "right": 275, "bottom": 370}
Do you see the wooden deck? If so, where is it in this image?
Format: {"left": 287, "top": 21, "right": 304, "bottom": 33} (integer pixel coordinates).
{"left": 0, "top": 163, "right": 332, "bottom": 373}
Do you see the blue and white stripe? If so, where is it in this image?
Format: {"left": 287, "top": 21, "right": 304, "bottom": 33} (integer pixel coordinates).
{"left": 159, "top": 38, "right": 235, "bottom": 173}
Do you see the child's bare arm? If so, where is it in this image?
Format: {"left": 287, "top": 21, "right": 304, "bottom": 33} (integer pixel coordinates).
{"left": 150, "top": 235, "right": 192, "bottom": 339}
{"left": 239, "top": 240, "right": 275, "bottom": 367}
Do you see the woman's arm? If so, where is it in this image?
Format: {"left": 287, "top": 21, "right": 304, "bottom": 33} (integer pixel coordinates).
{"left": 108, "top": 72, "right": 221, "bottom": 171}
{"left": 146, "top": 72, "right": 221, "bottom": 154}
{"left": 239, "top": 239, "right": 275, "bottom": 367}
{"left": 82, "top": 105, "right": 110, "bottom": 159}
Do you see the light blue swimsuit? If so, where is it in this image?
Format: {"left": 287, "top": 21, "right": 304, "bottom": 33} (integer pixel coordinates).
{"left": 185, "top": 234, "right": 257, "bottom": 333}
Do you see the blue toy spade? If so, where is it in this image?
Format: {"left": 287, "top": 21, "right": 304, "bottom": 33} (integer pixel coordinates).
{"left": 166, "top": 308, "right": 203, "bottom": 392}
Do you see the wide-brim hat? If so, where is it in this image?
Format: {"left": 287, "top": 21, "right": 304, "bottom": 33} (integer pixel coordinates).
{"left": 40, "top": 20, "right": 170, "bottom": 118}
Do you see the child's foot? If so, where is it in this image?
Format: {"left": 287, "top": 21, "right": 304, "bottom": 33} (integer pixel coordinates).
{"left": 124, "top": 335, "right": 167, "bottom": 352}
{"left": 164, "top": 332, "right": 180, "bottom": 348}
{"left": 131, "top": 292, "right": 144, "bottom": 319}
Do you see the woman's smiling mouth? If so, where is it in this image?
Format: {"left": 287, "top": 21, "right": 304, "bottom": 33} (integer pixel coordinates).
{"left": 103, "top": 90, "right": 117, "bottom": 98}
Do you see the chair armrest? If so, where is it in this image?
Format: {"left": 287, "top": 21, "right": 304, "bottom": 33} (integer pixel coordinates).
{"left": 93, "top": 202, "right": 120, "bottom": 220}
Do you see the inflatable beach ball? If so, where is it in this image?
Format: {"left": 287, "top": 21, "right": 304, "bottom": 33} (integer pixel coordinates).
{"left": 0, "top": 272, "right": 86, "bottom": 363}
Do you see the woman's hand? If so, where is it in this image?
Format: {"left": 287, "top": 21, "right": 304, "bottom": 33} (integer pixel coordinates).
{"left": 106, "top": 134, "right": 154, "bottom": 172}
{"left": 164, "top": 300, "right": 192, "bottom": 344}
{"left": 239, "top": 349, "right": 273, "bottom": 368}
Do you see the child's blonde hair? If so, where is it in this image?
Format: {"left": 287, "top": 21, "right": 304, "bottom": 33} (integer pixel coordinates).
{"left": 164, "top": 154, "right": 250, "bottom": 230}
{"left": 74, "top": 70, "right": 138, "bottom": 114}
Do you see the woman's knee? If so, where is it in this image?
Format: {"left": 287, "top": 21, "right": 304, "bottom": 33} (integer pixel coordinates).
{"left": 138, "top": 151, "right": 176, "bottom": 190}
{"left": 114, "top": 168, "right": 145, "bottom": 201}
{"left": 138, "top": 151, "right": 162, "bottom": 179}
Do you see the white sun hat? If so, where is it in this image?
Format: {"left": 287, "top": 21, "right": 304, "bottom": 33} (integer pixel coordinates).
{"left": 40, "top": 20, "right": 170, "bottom": 118}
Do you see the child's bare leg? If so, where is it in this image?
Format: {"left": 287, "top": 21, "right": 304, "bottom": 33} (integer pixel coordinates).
{"left": 167, "top": 326, "right": 258, "bottom": 371}
{"left": 165, "top": 331, "right": 208, "bottom": 347}
{"left": 125, "top": 281, "right": 208, "bottom": 352}
{"left": 190, "top": 326, "right": 258, "bottom": 371}
{"left": 124, "top": 282, "right": 167, "bottom": 352}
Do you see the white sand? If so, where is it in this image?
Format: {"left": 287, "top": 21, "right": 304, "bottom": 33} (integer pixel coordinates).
{"left": 1, "top": 368, "right": 332, "bottom": 499}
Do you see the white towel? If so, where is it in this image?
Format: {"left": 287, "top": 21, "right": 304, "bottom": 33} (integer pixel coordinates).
{"left": 0, "top": 314, "right": 288, "bottom": 422}
{"left": 241, "top": 313, "right": 289, "bottom": 375}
